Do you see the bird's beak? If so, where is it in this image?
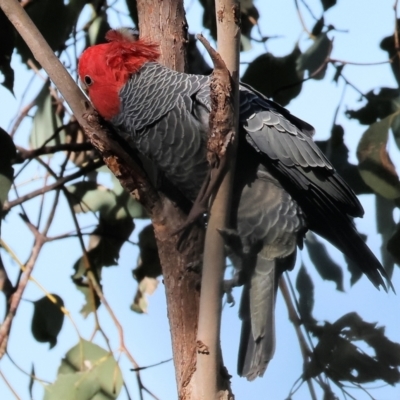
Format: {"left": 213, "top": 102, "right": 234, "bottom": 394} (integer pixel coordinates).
{"left": 79, "top": 80, "right": 89, "bottom": 99}
{"left": 79, "top": 79, "right": 87, "bottom": 91}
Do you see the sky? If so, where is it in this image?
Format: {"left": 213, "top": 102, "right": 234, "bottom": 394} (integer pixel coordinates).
{"left": 0, "top": 0, "right": 400, "bottom": 399}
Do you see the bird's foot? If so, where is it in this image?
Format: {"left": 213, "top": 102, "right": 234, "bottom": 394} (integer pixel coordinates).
{"left": 185, "top": 257, "right": 203, "bottom": 274}
{"left": 217, "top": 228, "right": 244, "bottom": 256}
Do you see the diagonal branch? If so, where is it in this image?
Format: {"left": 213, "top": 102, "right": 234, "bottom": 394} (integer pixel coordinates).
{"left": 0, "top": 0, "right": 160, "bottom": 215}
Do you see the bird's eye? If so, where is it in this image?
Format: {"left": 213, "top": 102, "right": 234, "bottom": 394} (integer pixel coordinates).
{"left": 84, "top": 75, "right": 93, "bottom": 86}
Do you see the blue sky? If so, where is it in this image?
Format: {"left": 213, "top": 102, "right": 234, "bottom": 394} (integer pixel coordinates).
{"left": 0, "top": 0, "right": 400, "bottom": 399}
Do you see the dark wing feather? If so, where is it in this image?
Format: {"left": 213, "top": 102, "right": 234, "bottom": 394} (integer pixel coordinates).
{"left": 239, "top": 87, "right": 389, "bottom": 289}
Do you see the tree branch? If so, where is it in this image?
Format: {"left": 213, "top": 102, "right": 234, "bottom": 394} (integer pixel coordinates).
{"left": 0, "top": 0, "right": 160, "bottom": 215}
{"left": 15, "top": 142, "right": 94, "bottom": 161}
{"left": 194, "top": 1, "right": 240, "bottom": 399}
{"left": 3, "top": 160, "right": 102, "bottom": 212}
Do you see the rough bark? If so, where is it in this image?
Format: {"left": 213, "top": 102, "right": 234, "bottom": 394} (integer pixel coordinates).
{"left": 137, "top": 2, "right": 203, "bottom": 398}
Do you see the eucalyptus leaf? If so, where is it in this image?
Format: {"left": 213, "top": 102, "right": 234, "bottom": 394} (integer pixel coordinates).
{"left": 357, "top": 115, "right": 400, "bottom": 199}
{"left": 305, "top": 313, "right": 400, "bottom": 384}
{"left": 72, "top": 218, "right": 134, "bottom": 317}
{"left": 387, "top": 224, "right": 400, "bottom": 266}
{"left": 15, "top": 0, "right": 70, "bottom": 66}
{"left": 380, "top": 20, "right": 400, "bottom": 86}
{"left": 0, "top": 127, "right": 15, "bottom": 210}
{"left": 296, "top": 33, "right": 332, "bottom": 80}
{"left": 44, "top": 340, "right": 123, "bottom": 400}
{"left": 242, "top": 45, "right": 303, "bottom": 106}
{"left": 295, "top": 264, "right": 316, "bottom": 325}
{"left": 31, "top": 295, "right": 64, "bottom": 348}
{"left": 321, "top": 0, "right": 336, "bottom": 11}
{"left": 0, "top": 10, "right": 14, "bottom": 94}
{"left": 346, "top": 88, "right": 400, "bottom": 125}
{"left": 131, "top": 224, "right": 161, "bottom": 313}
{"left": 375, "top": 195, "right": 396, "bottom": 279}
{"left": 87, "top": 14, "right": 111, "bottom": 47}
{"left": 305, "top": 232, "right": 344, "bottom": 291}
{"left": 125, "top": 0, "right": 139, "bottom": 26}
{"left": 67, "top": 181, "right": 117, "bottom": 217}
{"left": 30, "top": 84, "right": 63, "bottom": 149}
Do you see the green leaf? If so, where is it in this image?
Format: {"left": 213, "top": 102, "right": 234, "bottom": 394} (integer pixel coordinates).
{"left": 0, "top": 127, "right": 16, "bottom": 210}
{"left": 346, "top": 253, "right": 363, "bottom": 286}
{"left": 311, "top": 16, "right": 324, "bottom": 37}
{"left": 30, "top": 84, "right": 63, "bottom": 149}
{"left": 357, "top": 115, "right": 400, "bottom": 199}
{"left": 31, "top": 295, "right": 64, "bottom": 348}
{"left": 375, "top": 195, "right": 396, "bottom": 279}
{"left": 380, "top": 20, "right": 400, "bottom": 86}
{"left": 72, "top": 218, "right": 134, "bottom": 317}
{"left": 296, "top": 33, "right": 332, "bottom": 80}
{"left": 387, "top": 224, "right": 400, "bottom": 265}
{"left": 67, "top": 181, "right": 146, "bottom": 221}
{"left": 86, "top": 14, "right": 111, "bottom": 47}
{"left": 125, "top": 0, "right": 138, "bottom": 26}
{"left": 321, "top": 0, "right": 336, "bottom": 11}
{"left": 295, "top": 264, "right": 316, "bottom": 325}
{"left": 131, "top": 224, "right": 161, "bottom": 313}
{"left": 44, "top": 340, "right": 123, "bottom": 400}
{"left": 346, "top": 88, "right": 400, "bottom": 125}
{"left": 111, "top": 177, "right": 147, "bottom": 219}
{"left": 315, "top": 125, "right": 372, "bottom": 195}
{"left": 305, "top": 232, "right": 344, "bottom": 291}
{"left": 305, "top": 313, "right": 400, "bottom": 384}
{"left": 15, "top": 0, "right": 70, "bottom": 66}
{"left": 29, "top": 364, "right": 35, "bottom": 399}
{"left": 390, "top": 96, "right": 400, "bottom": 151}
{"left": 67, "top": 181, "right": 117, "bottom": 218}
{"left": 332, "top": 64, "right": 344, "bottom": 84}
{"left": 0, "top": 10, "right": 15, "bottom": 94}
{"left": 242, "top": 45, "right": 304, "bottom": 106}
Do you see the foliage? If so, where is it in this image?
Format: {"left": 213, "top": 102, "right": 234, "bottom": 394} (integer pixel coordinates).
{"left": 0, "top": 0, "right": 399, "bottom": 399}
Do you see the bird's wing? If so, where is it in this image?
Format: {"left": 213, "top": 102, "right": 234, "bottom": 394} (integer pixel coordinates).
{"left": 239, "top": 86, "right": 363, "bottom": 218}
{"left": 239, "top": 87, "right": 389, "bottom": 289}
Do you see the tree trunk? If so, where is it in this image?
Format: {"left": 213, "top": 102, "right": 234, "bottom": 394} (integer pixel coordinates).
{"left": 136, "top": 2, "right": 203, "bottom": 398}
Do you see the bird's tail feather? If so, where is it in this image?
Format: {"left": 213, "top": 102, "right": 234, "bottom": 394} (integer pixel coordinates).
{"left": 237, "top": 257, "right": 277, "bottom": 381}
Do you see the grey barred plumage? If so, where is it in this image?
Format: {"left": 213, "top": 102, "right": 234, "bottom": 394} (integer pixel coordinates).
{"left": 103, "top": 61, "right": 388, "bottom": 380}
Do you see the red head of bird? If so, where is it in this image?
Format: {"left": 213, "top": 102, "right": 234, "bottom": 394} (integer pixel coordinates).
{"left": 78, "top": 29, "right": 160, "bottom": 120}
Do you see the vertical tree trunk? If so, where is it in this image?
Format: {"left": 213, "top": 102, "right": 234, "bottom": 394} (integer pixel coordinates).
{"left": 136, "top": 2, "right": 203, "bottom": 398}
{"left": 194, "top": 1, "right": 240, "bottom": 399}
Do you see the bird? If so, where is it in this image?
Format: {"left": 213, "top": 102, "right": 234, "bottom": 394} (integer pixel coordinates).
{"left": 78, "top": 28, "right": 390, "bottom": 380}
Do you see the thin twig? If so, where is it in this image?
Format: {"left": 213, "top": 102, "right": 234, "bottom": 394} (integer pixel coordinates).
{"left": 87, "top": 272, "right": 160, "bottom": 400}
{"left": 6, "top": 352, "right": 50, "bottom": 385}
{"left": 131, "top": 358, "right": 173, "bottom": 371}
{"left": 3, "top": 160, "right": 102, "bottom": 212}
{"left": 16, "top": 142, "right": 93, "bottom": 161}
{"left": 0, "top": 232, "right": 46, "bottom": 356}
{"left": 0, "top": 369, "right": 21, "bottom": 399}
{"left": 294, "top": 0, "right": 313, "bottom": 37}
{"left": 300, "top": 0, "right": 318, "bottom": 21}
{"left": 329, "top": 58, "right": 392, "bottom": 66}
{"left": 8, "top": 71, "right": 37, "bottom": 136}
{"left": 279, "top": 275, "right": 317, "bottom": 400}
